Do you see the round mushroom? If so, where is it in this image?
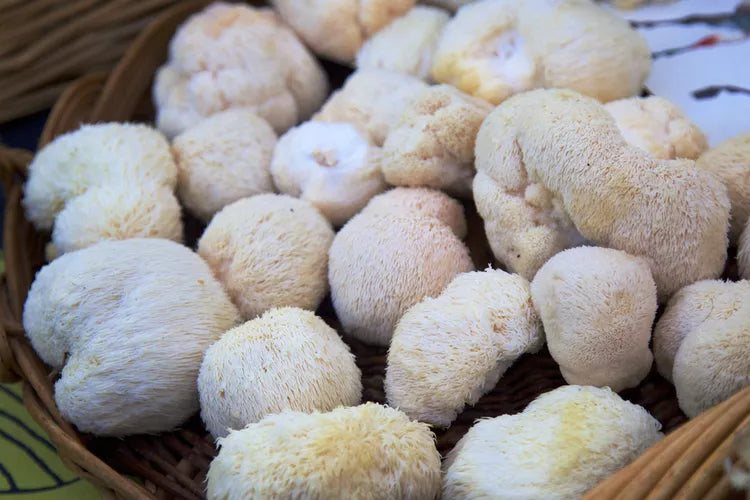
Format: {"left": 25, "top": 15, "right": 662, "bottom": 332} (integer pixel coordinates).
{"left": 207, "top": 403, "right": 441, "bottom": 499}
{"left": 329, "top": 194, "right": 473, "bottom": 345}
{"left": 22, "top": 238, "right": 240, "bottom": 436}
{"left": 531, "top": 246, "right": 657, "bottom": 391}
{"left": 382, "top": 84, "right": 491, "bottom": 197}
{"left": 356, "top": 6, "right": 450, "bottom": 80}
{"left": 386, "top": 268, "right": 542, "bottom": 427}
{"left": 198, "top": 194, "right": 334, "bottom": 319}
{"left": 198, "top": 307, "right": 361, "bottom": 438}
{"left": 653, "top": 279, "right": 750, "bottom": 417}
{"left": 474, "top": 88, "right": 730, "bottom": 300}
{"left": 605, "top": 96, "right": 707, "bottom": 160}
{"left": 443, "top": 385, "right": 662, "bottom": 500}
{"left": 155, "top": 3, "right": 328, "bottom": 138}
{"left": 172, "top": 108, "right": 277, "bottom": 221}
{"left": 271, "top": 121, "right": 387, "bottom": 226}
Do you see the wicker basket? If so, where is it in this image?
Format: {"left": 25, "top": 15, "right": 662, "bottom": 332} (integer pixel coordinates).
{"left": 0, "top": 2, "right": 748, "bottom": 498}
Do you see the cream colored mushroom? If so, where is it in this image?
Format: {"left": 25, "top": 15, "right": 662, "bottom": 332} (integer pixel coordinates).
{"left": 653, "top": 279, "right": 750, "bottom": 417}
{"left": 206, "top": 403, "right": 441, "bottom": 499}
{"left": 198, "top": 307, "right": 361, "bottom": 438}
{"left": 695, "top": 132, "right": 750, "bottom": 244}
{"left": 605, "top": 96, "right": 707, "bottom": 160}
{"left": 22, "top": 238, "right": 240, "bottom": 436}
{"left": 443, "top": 385, "right": 662, "bottom": 499}
{"left": 474, "top": 88, "right": 730, "bottom": 300}
{"left": 271, "top": 0, "right": 416, "bottom": 64}
{"left": 198, "top": 194, "right": 334, "bottom": 319}
{"left": 382, "top": 85, "right": 491, "bottom": 197}
{"left": 740, "top": 220, "right": 750, "bottom": 279}
{"left": 431, "top": 0, "right": 651, "bottom": 105}
{"left": 329, "top": 199, "right": 473, "bottom": 345}
{"left": 356, "top": 6, "right": 450, "bottom": 80}
{"left": 531, "top": 247, "right": 656, "bottom": 391}
{"left": 314, "top": 69, "right": 428, "bottom": 146}
{"left": 155, "top": 3, "right": 327, "bottom": 137}
{"left": 271, "top": 121, "right": 387, "bottom": 226}
{"left": 386, "top": 268, "right": 542, "bottom": 427}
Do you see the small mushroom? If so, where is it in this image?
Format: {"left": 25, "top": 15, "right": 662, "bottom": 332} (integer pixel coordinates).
{"left": 271, "top": 121, "right": 387, "bottom": 226}
{"left": 443, "top": 385, "right": 662, "bottom": 500}
{"left": 198, "top": 307, "right": 361, "bottom": 438}
{"left": 22, "top": 239, "right": 240, "bottom": 436}
{"left": 653, "top": 279, "right": 750, "bottom": 417}
{"left": 531, "top": 246, "right": 657, "bottom": 391}
{"left": 198, "top": 194, "right": 334, "bottom": 319}
{"left": 172, "top": 108, "right": 277, "bottom": 221}
{"left": 206, "top": 403, "right": 441, "bottom": 499}
{"left": 386, "top": 268, "right": 542, "bottom": 427}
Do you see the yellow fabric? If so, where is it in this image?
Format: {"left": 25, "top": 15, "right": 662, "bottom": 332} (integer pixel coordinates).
{"left": 0, "top": 383, "right": 99, "bottom": 499}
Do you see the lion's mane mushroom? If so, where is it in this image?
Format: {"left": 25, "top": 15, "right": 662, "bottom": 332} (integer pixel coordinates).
{"left": 314, "top": 69, "right": 428, "bottom": 146}
{"left": 741, "top": 221, "right": 750, "bottom": 279}
{"left": 361, "top": 187, "right": 468, "bottom": 238}
{"left": 329, "top": 189, "right": 473, "bottom": 345}
{"left": 431, "top": 0, "right": 651, "bottom": 105}
{"left": 474, "top": 88, "right": 730, "bottom": 300}
{"left": 271, "top": 0, "right": 416, "bottom": 64}
{"left": 653, "top": 279, "right": 750, "bottom": 417}
{"left": 695, "top": 132, "right": 750, "bottom": 244}
{"left": 531, "top": 247, "right": 657, "bottom": 391}
{"left": 154, "top": 3, "right": 327, "bottom": 138}
{"left": 271, "top": 121, "right": 387, "bottom": 226}
{"left": 198, "top": 307, "right": 361, "bottom": 438}
{"left": 382, "top": 84, "right": 491, "bottom": 197}
{"left": 443, "top": 385, "right": 663, "bottom": 500}
{"left": 206, "top": 403, "right": 441, "bottom": 499}
{"left": 386, "top": 268, "right": 542, "bottom": 427}
{"left": 198, "top": 194, "right": 334, "bottom": 319}
{"left": 605, "top": 96, "right": 708, "bottom": 160}
{"left": 172, "top": 108, "right": 277, "bottom": 221}
{"left": 22, "top": 123, "right": 182, "bottom": 255}
{"left": 22, "top": 238, "right": 240, "bottom": 436}
{"left": 356, "top": 6, "right": 450, "bottom": 80}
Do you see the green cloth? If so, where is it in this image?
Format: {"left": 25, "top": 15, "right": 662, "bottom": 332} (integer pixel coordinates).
{"left": 0, "top": 383, "right": 99, "bottom": 499}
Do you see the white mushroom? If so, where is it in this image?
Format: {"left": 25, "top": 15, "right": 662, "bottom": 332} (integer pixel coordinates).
{"left": 386, "top": 268, "right": 542, "bottom": 427}
{"left": 531, "top": 246, "right": 657, "bottom": 391}
{"left": 271, "top": 121, "right": 387, "bottom": 226}
{"left": 22, "top": 239, "right": 240, "bottom": 436}
{"left": 207, "top": 403, "right": 441, "bottom": 499}
{"left": 198, "top": 307, "right": 361, "bottom": 438}
{"left": 443, "top": 385, "right": 663, "bottom": 500}
{"left": 198, "top": 194, "right": 334, "bottom": 319}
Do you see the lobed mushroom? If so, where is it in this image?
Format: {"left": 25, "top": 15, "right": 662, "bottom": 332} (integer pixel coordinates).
{"left": 314, "top": 69, "right": 428, "bottom": 146}
{"left": 382, "top": 84, "right": 492, "bottom": 197}
{"left": 22, "top": 239, "right": 240, "bottom": 436}
{"left": 198, "top": 194, "right": 334, "bottom": 320}
{"left": 154, "top": 3, "right": 327, "bottom": 138}
{"left": 198, "top": 307, "right": 361, "bottom": 438}
{"left": 653, "top": 279, "right": 750, "bottom": 417}
{"left": 271, "top": 121, "right": 387, "bottom": 226}
{"left": 605, "top": 96, "right": 707, "bottom": 160}
{"left": 474, "top": 88, "right": 730, "bottom": 300}
{"left": 356, "top": 6, "right": 450, "bottom": 80}
{"left": 22, "top": 123, "right": 182, "bottom": 255}
{"left": 271, "top": 0, "right": 416, "bottom": 64}
{"left": 531, "top": 246, "right": 657, "bottom": 391}
{"left": 386, "top": 268, "right": 542, "bottom": 427}
{"left": 206, "top": 403, "right": 441, "bottom": 499}
{"left": 431, "top": 0, "right": 651, "bottom": 105}
{"left": 171, "top": 108, "right": 277, "bottom": 221}
{"left": 695, "top": 132, "right": 750, "bottom": 244}
{"left": 443, "top": 385, "right": 663, "bottom": 499}
{"left": 329, "top": 188, "right": 473, "bottom": 345}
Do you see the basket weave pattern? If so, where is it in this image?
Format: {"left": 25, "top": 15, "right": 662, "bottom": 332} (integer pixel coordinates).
{"left": 0, "top": 2, "right": 748, "bottom": 498}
